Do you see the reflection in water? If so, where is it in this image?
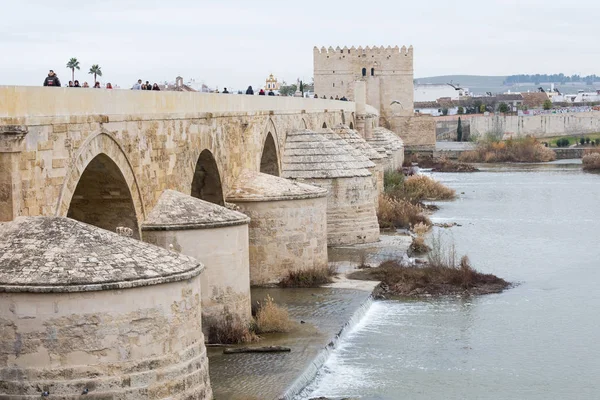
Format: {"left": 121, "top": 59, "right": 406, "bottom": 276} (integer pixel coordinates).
{"left": 301, "top": 162, "right": 600, "bottom": 399}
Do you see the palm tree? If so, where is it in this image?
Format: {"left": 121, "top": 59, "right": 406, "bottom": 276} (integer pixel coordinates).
{"left": 88, "top": 64, "right": 102, "bottom": 85}
{"left": 66, "top": 58, "right": 80, "bottom": 82}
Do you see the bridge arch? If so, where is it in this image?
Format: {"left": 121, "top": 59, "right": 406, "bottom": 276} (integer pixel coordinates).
{"left": 258, "top": 119, "right": 281, "bottom": 176}
{"left": 57, "top": 132, "right": 144, "bottom": 239}
{"left": 260, "top": 132, "right": 280, "bottom": 176}
{"left": 300, "top": 117, "right": 309, "bottom": 130}
{"left": 191, "top": 149, "right": 225, "bottom": 205}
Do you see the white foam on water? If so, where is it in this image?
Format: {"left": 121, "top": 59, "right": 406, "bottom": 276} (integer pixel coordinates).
{"left": 281, "top": 296, "right": 379, "bottom": 400}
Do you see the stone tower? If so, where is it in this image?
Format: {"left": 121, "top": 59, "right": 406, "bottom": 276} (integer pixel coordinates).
{"left": 313, "top": 45, "right": 414, "bottom": 124}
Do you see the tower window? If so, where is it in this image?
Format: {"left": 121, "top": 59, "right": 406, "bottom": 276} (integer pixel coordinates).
{"left": 371, "top": 68, "right": 375, "bottom": 76}
{"left": 362, "top": 68, "right": 366, "bottom": 77}
{"left": 333, "top": 83, "right": 335, "bottom": 87}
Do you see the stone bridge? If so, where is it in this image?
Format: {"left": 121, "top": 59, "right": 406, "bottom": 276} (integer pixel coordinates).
{"left": 0, "top": 86, "right": 358, "bottom": 228}
{"left": 0, "top": 86, "right": 404, "bottom": 399}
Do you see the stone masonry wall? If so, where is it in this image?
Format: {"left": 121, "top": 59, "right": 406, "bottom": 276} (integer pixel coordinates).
{"left": 470, "top": 112, "right": 600, "bottom": 139}
{"left": 303, "top": 176, "right": 380, "bottom": 246}
{"left": 390, "top": 115, "right": 437, "bottom": 149}
{"left": 232, "top": 197, "right": 328, "bottom": 285}
{"left": 143, "top": 225, "right": 252, "bottom": 334}
{"left": 0, "top": 276, "right": 212, "bottom": 399}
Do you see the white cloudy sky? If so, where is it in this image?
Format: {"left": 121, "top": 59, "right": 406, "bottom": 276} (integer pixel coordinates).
{"left": 2, "top": 0, "right": 599, "bottom": 90}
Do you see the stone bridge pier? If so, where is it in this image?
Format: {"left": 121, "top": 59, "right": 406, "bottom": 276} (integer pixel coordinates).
{"left": 0, "top": 86, "right": 404, "bottom": 399}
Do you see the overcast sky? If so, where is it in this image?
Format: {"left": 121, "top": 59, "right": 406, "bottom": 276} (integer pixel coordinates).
{"left": 2, "top": 0, "right": 599, "bottom": 90}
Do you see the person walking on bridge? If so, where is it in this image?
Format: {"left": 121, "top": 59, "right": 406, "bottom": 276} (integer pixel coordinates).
{"left": 43, "top": 70, "right": 61, "bottom": 87}
{"left": 246, "top": 86, "right": 254, "bottom": 95}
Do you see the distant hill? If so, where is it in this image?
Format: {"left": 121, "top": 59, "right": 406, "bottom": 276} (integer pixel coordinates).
{"left": 414, "top": 75, "right": 599, "bottom": 95}
{"left": 414, "top": 75, "right": 507, "bottom": 95}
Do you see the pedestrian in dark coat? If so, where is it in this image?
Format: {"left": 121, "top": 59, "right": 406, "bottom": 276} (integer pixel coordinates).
{"left": 43, "top": 70, "right": 61, "bottom": 87}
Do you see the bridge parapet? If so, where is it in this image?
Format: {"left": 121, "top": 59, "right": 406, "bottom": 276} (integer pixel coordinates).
{"left": 0, "top": 86, "right": 355, "bottom": 118}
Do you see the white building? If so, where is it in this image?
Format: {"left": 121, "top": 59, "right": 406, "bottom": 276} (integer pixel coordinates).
{"left": 414, "top": 83, "right": 470, "bottom": 102}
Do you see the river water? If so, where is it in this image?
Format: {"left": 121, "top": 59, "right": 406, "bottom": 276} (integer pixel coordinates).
{"left": 300, "top": 161, "right": 600, "bottom": 399}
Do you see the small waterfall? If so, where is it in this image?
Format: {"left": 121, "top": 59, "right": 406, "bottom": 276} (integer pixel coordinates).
{"left": 280, "top": 295, "right": 375, "bottom": 400}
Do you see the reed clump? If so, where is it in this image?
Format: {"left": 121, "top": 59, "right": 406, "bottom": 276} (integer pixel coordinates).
{"left": 582, "top": 150, "right": 600, "bottom": 171}
{"left": 278, "top": 266, "right": 336, "bottom": 288}
{"left": 254, "top": 295, "right": 293, "bottom": 334}
{"left": 206, "top": 314, "right": 258, "bottom": 345}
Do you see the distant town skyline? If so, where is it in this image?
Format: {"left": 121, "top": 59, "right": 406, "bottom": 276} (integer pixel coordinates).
{"left": 2, "top": 0, "right": 600, "bottom": 89}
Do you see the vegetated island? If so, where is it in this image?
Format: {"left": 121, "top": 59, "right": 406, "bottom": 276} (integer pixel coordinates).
{"left": 349, "top": 257, "right": 510, "bottom": 299}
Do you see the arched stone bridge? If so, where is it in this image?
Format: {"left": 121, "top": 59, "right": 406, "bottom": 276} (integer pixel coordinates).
{"left": 0, "top": 86, "right": 357, "bottom": 233}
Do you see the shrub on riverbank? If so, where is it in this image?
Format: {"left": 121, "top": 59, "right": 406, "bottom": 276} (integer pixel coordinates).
{"left": 377, "top": 194, "right": 431, "bottom": 229}
{"left": 384, "top": 171, "right": 456, "bottom": 202}
{"left": 379, "top": 171, "right": 454, "bottom": 230}
{"left": 401, "top": 175, "right": 456, "bottom": 202}
{"left": 582, "top": 152, "right": 600, "bottom": 171}
{"left": 459, "top": 136, "right": 555, "bottom": 163}
{"left": 206, "top": 314, "right": 258, "bottom": 344}
{"left": 254, "top": 295, "right": 293, "bottom": 334}
{"left": 278, "top": 266, "right": 336, "bottom": 288}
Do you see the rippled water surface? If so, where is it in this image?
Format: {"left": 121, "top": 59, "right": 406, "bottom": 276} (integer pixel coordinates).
{"left": 302, "top": 162, "right": 600, "bottom": 399}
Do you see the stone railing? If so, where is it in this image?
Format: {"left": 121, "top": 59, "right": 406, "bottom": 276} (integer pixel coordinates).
{"left": 0, "top": 86, "right": 356, "bottom": 118}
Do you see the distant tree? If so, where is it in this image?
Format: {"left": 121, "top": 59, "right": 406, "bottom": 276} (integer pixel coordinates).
{"left": 580, "top": 137, "right": 586, "bottom": 145}
{"left": 88, "top": 64, "right": 102, "bottom": 84}
{"left": 299, "top": 80, "right": 304, "bottom": 95}
{"left": 442, "top": 108, "right": 449, "bottom": 116}
{"left": 457, "top": 106, "right": 464, "bottom": 115}
{"left": 498, "top": 102, "right": 509, "bottom": 113}
{"left": 479, "top": 104, "right": 486, "bottom": 113}
{"left": 543, "top": 99, "right": 552, "bottom": 110}
{"left": 457, "top": 117, "right": 463, "bottom": 142}
{"left": 279, "top": 82, "right": 297, "bottom": 96}
{"left": 66, "top": 58, "right": 80, "bottom": 83}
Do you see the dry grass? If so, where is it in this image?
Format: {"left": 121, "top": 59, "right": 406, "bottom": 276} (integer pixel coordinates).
{"left": 401, "top": 175, "right": 456, "bottom": 202}
{"left": 409, "top": 222, "right": 431, "bottom": 254}
{"left": 206, "top": 314, "right": 258, "bottom": 344}
{"left": 583, "top": 149, "right": 600, "bottom": 171}
{"left": 278, "top": 266, "right": 336, "bottom": 288}
{"left": 254, "top": 295, "right": 293, "bottom": 334}
{"left": 377, "top": 194, "right": 431, "bottom": 229}
{"left": 460, "top": 136, "right": 555, "bottom": 163}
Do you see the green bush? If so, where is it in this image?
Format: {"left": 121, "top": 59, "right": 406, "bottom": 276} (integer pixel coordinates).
{"left": 580, "top": 137, "right": 586, "bottom": 145}
{"left": 586, "top": 137, "right": 591, "bottom": 144}
{"left": 556, "top": 138, "right": 570, "bottom": 147}
{"left": 384, "top": 170, "right": 404, "bottom": 192}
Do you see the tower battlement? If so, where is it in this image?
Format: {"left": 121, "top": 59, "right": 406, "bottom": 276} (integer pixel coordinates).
{"left": 313, "top": 45, "right": 413, "bottom": 56}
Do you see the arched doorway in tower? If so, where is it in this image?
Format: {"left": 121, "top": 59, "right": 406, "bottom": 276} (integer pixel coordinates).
{"left": 191, "top": 149, "right": 224, "bottom": 205}
{"left": 67, "top": 153, "right": 140, "bottom": 238}
{"left": 260, "top": 132, "right": 280, "bottom": 176}
{"left": 349, "top": 122, "right": 354, "bottom": 129}
{"left": 322, "top": 122, "right": 328, "bottom": 129}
